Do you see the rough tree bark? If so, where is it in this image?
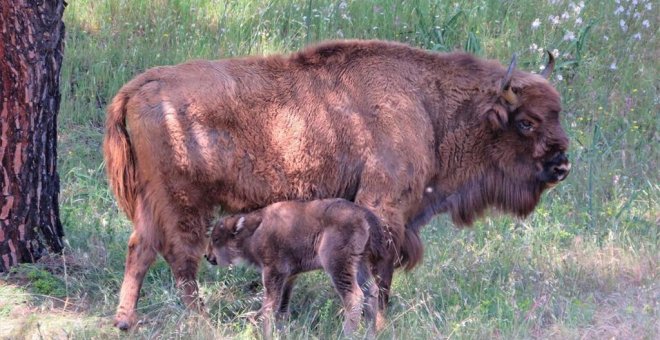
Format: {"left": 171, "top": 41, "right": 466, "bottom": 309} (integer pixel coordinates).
{"left": 0, "top": 0, "right": 66, "bottom": 272}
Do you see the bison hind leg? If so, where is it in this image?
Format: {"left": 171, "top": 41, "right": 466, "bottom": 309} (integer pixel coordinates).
{"left": 160, "top": 217, "right": 210, "bottom": 314}
{"left": 115, "top": 196, "right": 159, "bottom": 330}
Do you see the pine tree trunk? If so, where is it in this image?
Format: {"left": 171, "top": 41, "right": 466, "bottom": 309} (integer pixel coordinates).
{"left": 0, "top": 0, "right": 66, "bottom": 272}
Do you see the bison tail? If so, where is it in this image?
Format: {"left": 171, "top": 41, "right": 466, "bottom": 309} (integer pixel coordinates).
{"left": 103, "top": 87, "right": 138, "bottom": 221}
{"left": 398, "top": 227, "right": 424, "bottom": 271}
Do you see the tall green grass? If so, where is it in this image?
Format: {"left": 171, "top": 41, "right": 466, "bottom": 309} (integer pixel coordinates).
{"left": 2, "top": 0, "right": 656, "bottom": 338}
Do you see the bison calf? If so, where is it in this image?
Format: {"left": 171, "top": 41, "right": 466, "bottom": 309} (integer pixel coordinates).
{"left": 206, "top": 198, "right": 388, "bottom": 336}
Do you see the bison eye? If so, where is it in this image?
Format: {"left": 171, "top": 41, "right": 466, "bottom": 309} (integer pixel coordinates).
{"left": 516, "top": 119, "right": 534, "bottom": 132}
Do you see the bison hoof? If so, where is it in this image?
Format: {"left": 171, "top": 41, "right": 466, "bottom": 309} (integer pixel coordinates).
{"left": 115, "top": 320, "right": 130, "bottom": 331}
{"left": 114, "top": 312, "right": 137, "bottom": 331}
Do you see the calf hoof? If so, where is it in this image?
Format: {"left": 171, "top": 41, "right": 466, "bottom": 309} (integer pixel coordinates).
{"left": 114, "top": 312, "right": 137, "bottom": 331}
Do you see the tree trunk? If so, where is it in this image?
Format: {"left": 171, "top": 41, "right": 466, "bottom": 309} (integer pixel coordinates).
{"left": 0, "top": 0, "right": 66, "bottom": 272}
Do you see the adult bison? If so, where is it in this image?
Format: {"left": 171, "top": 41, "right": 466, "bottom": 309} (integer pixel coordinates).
{"left": 104, "top": 40, "right": 570, "bottom": 329}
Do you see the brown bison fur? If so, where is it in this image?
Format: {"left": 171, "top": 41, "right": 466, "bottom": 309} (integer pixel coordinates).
{"left": 104, "top": 39, "right": 570, "bottom": 329}
{"left": 206, "top": 198, "right": 389, "bottom": 336}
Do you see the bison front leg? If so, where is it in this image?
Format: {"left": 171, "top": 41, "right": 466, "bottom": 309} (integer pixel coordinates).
{"left": 356, "top": 191, "right": 408, "bottom": 332}
{"left": 374, "top": 254, "right": 395, "bottom": 331}
{"left": 114, "top": 199, "right": 158, "bottom": 330}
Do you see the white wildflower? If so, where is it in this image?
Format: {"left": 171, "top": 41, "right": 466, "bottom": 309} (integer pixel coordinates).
{"left": 561, "top": 11, "right": 570, "bottom": 20}
{"left": 645, "top": 3, "right": 652, "bottom": 10}
{"left": 604, "top": 35, "right": 609, "bottom": 41}
{"left": 633, "top": 32, "right": 641, "bottom": 40}
{"left": 552, "top": 49, "right": 559, "bottom": 57}
{"left": 339, "top": 1, "right": 348, "bottom": 10}
{"left": 539, "top": 64, "right": 546, "bottom": 71}
{"left": 556, "top": 74, "right": 563, "bottom": 81}
{"left": 570, "top": 2, "right": 583, "bottom": 15}
{"left": 549, "top": 15, "right": 560, "bottom": 25}
{"left": 619, "top": 19, "right": 628, "bottom": 32}
{"left": 633, "top": 11, "right": 641, "bottom": 18}
{"left": 531, "top": 18, "right": 541, "bottom": 29}
{"left": 530, "top": 43, "right": 539, "bottom": 51}
{"left": 610, "top": 62, "right": 617, "bottom": 70}
{"left": 614, "top": 6, "right": 624, "bottom": 15}
{"left": 615, "top": 0, "right": 619, "bottom": 3}
{"left": 575, "top": 17, "right": 583, "bottom": 25}
{"left": 563, "top": 31, "right": 576, "bottom": 41}
{"left": 632, "top": 0, "right": 638, "bottom": 5}
{"left": 642, "top": 20, "right": 650, "bottom": 28}
{"left": 579, "top": 1, "right": 584, "bottom": 7}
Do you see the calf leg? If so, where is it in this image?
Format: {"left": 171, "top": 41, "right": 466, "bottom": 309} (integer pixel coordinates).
{"left": 277, "top": 276, "right": 297, "bottom": 318}
{"left": 323, "top": 255, "right": 363, "bottom": 335}
{"left": 333, "top": 270, "right": 364, "bottom": 335}
{"left": 260, "top": 268, "right": 287, "bottom": 340}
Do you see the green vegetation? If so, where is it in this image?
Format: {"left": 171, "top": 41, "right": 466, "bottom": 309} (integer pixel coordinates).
{"left": 1, "top": 0, "right": 657, "bottom": 338}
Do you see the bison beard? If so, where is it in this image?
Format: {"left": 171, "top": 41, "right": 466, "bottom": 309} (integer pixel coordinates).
{"left": 104, "top": 40, "right": 569, "bottom": 329}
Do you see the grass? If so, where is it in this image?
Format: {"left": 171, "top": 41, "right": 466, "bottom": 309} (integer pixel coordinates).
{"left": 1, "top": 0, "right": 658, "bottom": 338}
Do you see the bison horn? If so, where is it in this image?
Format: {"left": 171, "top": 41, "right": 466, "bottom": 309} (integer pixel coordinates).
{"left": 501, "top": 54, "right": 519, "bottom": 106}
{"left": 539, "top": 50, "right": 555, "bottom": 79}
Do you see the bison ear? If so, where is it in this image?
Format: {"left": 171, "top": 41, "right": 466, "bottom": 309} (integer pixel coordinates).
{"left": 485, "top": 105, "right": 509, "bottom": 130}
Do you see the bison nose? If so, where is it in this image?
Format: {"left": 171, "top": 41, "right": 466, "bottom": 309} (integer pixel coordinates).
{"left": 542, "top": 152, "right": 571, "bottom": 183}
{"left": 552, "top": 161, "right": 571, "bottom": 181}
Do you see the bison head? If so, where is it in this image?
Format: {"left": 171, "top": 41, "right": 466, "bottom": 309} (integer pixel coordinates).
{"left": 486, "top": 52, "right": 570, "bottom": 183}
{"left": 439, "top": 52, "right": 570, "bottom": 225}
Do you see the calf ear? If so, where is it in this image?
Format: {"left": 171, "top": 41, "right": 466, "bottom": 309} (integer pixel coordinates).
{"left": 232, "top": 213, "right": 263, "bottom": 234}
{"left": 234, "top": 216, "right": 245, "bottom": 233}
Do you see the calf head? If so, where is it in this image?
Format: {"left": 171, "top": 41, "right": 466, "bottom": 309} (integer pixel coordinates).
{"left": 205, "top": 213, "right": 262, "bottom": 266}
